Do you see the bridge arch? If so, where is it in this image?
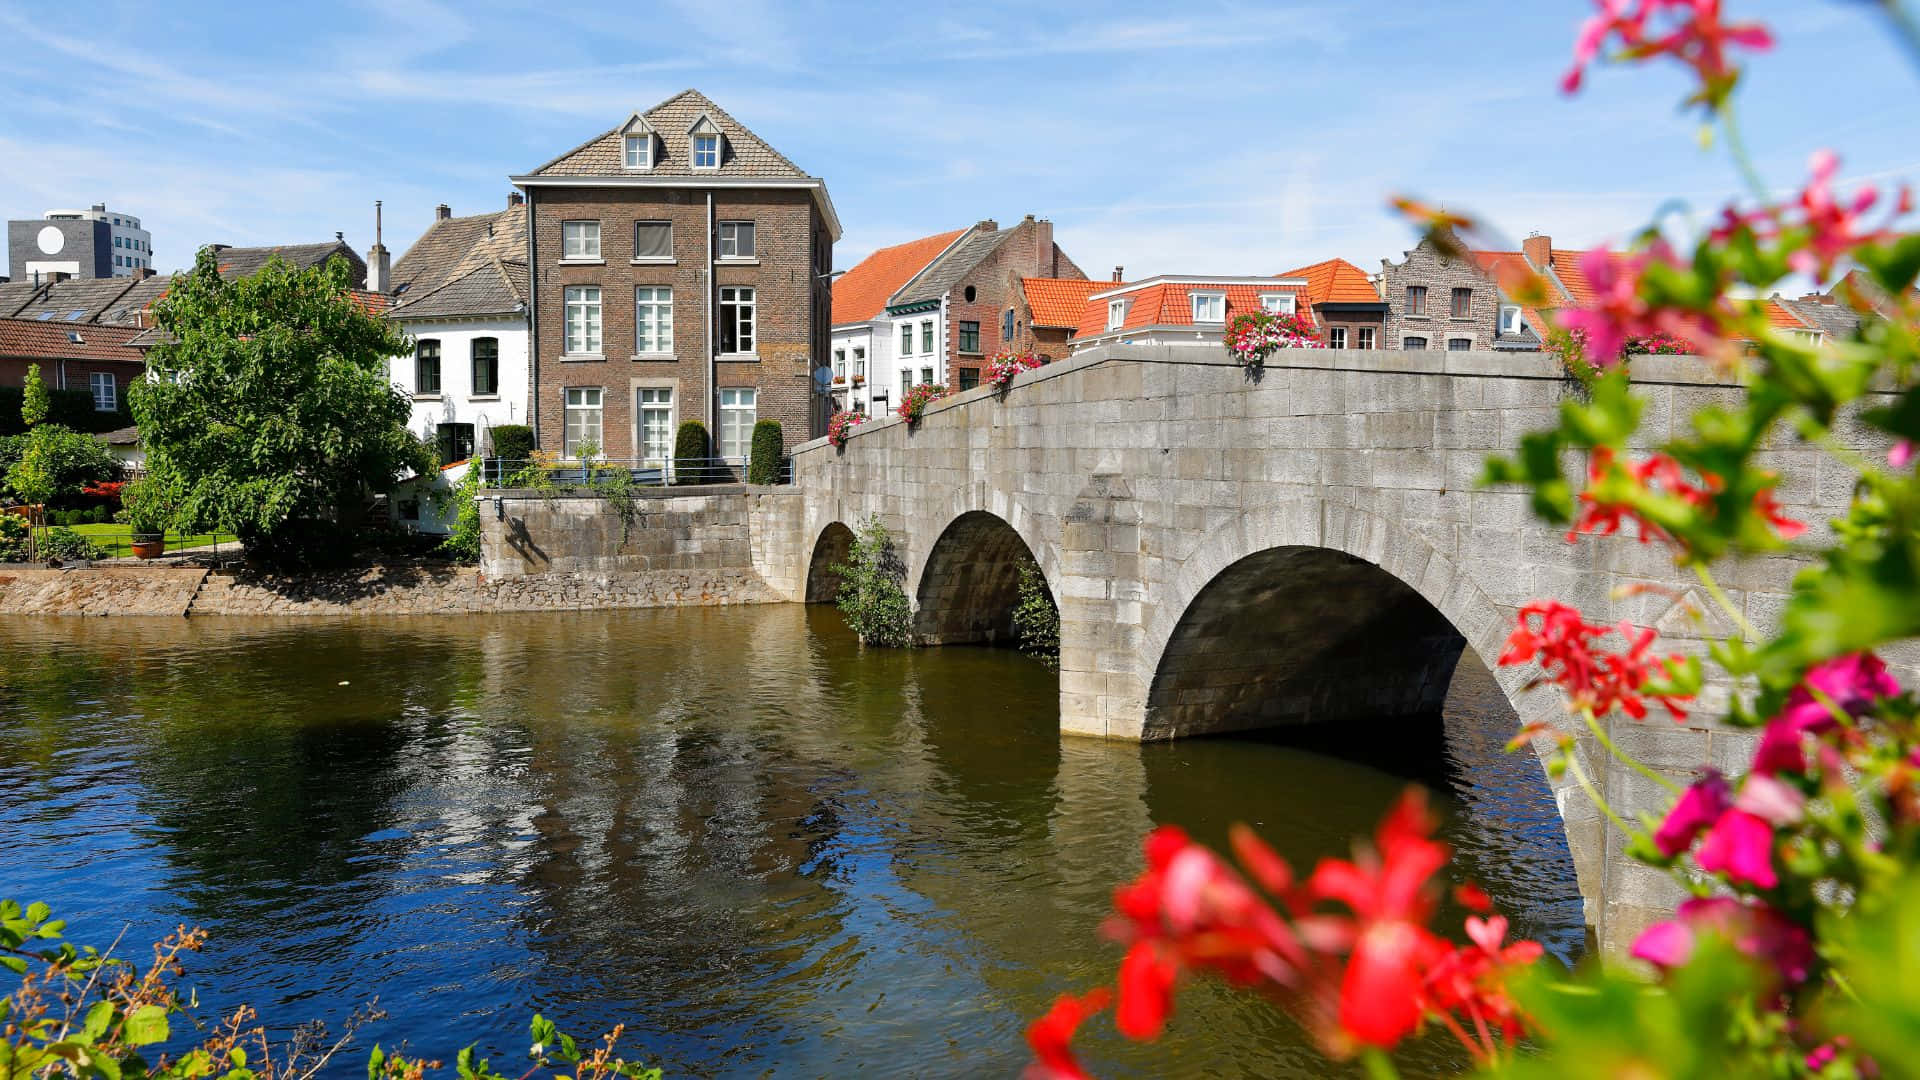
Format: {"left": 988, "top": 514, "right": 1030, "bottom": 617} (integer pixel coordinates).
{"left": 913, "top": 510, "right": 1055, "bottom": 646}
{"left": 805, "top": 522, "right": 856, "bottom": 604}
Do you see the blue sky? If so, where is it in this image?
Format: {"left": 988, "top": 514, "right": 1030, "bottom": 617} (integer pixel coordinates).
{"left": 1, "top": 1, "right": 1914, "bottom": 282}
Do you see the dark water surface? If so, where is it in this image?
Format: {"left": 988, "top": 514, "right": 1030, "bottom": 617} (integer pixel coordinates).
{"left": 0, "top": 607, "right": 1581, "bottom": 1078}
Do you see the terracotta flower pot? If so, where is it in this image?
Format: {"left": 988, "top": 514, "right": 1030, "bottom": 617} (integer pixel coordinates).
{"left": 131, "top": 534, "right": 166, "bottom": 559}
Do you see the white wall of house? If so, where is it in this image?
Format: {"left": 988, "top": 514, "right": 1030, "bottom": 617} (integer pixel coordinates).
{"left": 389, "top": 317, "right": 529, "bottom": 457}
{"left": 829, "top": 323, "right": 876, "bottom": 416}
{"left": 875, "top": 306, "right": 945, "bottom": 413}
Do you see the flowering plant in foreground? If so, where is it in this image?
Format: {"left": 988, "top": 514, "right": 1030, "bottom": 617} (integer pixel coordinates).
{"left": 896, "top": 383, "right": 951, "bottom": 424}
{"left": 984, "top": 348, "right": 1043, "bottom": 392}
{"left": 826, "top": 408, "right": 865, "bottom": 449}
{"left": 1224, "top": 309, "right": 1323, "bottom": 371}
{"left": 1031, "top": 4, "right": 1920, "bottom": 1077}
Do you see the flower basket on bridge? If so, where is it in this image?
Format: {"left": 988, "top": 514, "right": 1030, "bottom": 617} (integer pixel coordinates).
{"left": 1225, "top": 310, "right": 1324, "bottom": 373}
{"left": 897, "top": 383, "right": 951, "bottom": 426}
{"left": 984, "top": 348, "right": 1042, "bottom": 394}
{"left": 827, "top": 409, "right": 866, "bottom": 450}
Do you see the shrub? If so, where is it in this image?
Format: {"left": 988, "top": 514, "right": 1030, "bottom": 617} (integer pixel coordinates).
{"left": 0, "top": 514, "right": 27, "bottom": 561}
{"left": 673, "top": 419, "right": 712, "bottom": 485}
{"left": 1011, "top": 559, "right": 1060, "bottom": 666}
{"left": 21, "top": 363, "right": 48, "bottom": 427}
{"left": 491, "top": 423, "right": 535, "bottom": 464}
{"left": 832, "top": 515, "right": 913, "bottom": 648}
{"left": 437, "top": 464, "right": 484, "bottom": 564}
{"left": 42, "top": 525, "right": 105, "bottom": 561}
{"left": 748, "top": 419, "right": 784, "bottom": 484}
{"left": 6, "top": 424, "right": 120, "bottom": 507}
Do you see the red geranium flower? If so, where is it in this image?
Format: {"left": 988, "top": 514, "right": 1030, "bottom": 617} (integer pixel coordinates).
{"left": 1024, "top": 989, "right": 1110, "bottom": 1080}
{"left": 1498, "top": 600, "right": 1693, "bottom": 721}
{"left": 1563, "top": 0, "right": 1773, "bottom": 108}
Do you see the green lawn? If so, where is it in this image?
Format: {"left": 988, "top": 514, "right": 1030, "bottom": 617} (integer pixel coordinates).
{"left": 55, "top": 523, "right": 239, "bottom": 559}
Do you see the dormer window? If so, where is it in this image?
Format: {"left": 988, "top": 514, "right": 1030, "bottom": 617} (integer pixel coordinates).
{"left": 693, "top": 133, "right": 718, "bottom": 168}
{"left": 1259, "top": 293, "right": 1296, "bottom": 316}
{"left": 623, "top": 133, "right": 652, "bottom": 169}
{"left": 1191, "top": 291, "right": 1226, "bottom": 323}
{"left": 1500, "top": 304, "right": 1526, "bottom": 335}
{"left": 1107, "top": 299, "right": 1127, "bottom": 331}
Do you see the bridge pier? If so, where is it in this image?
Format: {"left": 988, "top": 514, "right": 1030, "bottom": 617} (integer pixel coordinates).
{"left": 1058, "top": 473, "right": 1151, "bottom": 739}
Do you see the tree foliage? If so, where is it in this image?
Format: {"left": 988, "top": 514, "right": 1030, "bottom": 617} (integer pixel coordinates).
{"left": 6, "top": 424, "right": 119, "bottom": 507}
{"left": 130, "top": 249, "right": 429, "bottom": 552}
{"left": 833, "top": 516, "right": 913, "bottom": 647}
{"left": 20, "top": 364, "right": 49, "bottom": 428}
{"left": 1011, "top": 559, "right": 1060, "bottom": 666}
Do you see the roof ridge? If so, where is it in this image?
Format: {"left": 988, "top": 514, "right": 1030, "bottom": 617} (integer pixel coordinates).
{"left": 660, "top": 89, "right": 808, "bottom": 175}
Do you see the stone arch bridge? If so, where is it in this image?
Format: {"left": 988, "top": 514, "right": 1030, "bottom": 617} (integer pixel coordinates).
{"left": 771, "top": 342, "right": 1869, "bottom": 958}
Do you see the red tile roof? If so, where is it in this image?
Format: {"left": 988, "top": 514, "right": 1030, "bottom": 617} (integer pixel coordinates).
{"left": 348, "top": 289, "right": 393, "bottom": 317}
{"left": 1764, "top": 297, "right": 1811, "bottom": 330}
{"left": 1074, "top": 279, "right": 1311, "bottom": 338}
{"left": 1544, "top": 248, "right": 1633, "bottom": 308}
{"left": 1022, "top": 277, "right": 1117, "bottom": 328}
{"left": 832, "top": 229, "right": 966, "bottom": 325}
{"left": 0, "top": 319, "right": 146, "bottom": 362}
{"left": 1281, "top": 258, "right": 1380, "bottom": 305}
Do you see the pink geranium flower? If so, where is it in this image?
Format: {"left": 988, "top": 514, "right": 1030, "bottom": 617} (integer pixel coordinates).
{"left": 1653, "top": 769, "right": 1730, "bottom": 856}
{"left": 1695, "top": 808, "right": 1778, "bottom": 888}
{"left": 1631, "top": 897, "right": 1813, "bottom": 987}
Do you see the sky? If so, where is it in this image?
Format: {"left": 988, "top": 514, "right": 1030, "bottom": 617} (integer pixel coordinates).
{"left": 1, "top": 0, "right": 1915, "bottom": 284}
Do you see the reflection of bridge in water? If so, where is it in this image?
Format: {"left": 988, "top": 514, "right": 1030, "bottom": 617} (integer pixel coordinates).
{"left": 786, "top": 342, "right": 1888, "bottom": 958}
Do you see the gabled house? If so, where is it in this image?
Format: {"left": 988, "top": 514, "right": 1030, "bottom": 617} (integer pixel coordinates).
{"left": 829, "top": 228, "right": 965, "bottom": 416}
{"left": 0, "top": 318, "right": 145, "bottom": 415}
{"left": 1281, "top": 258, "right": 1386, "bottom": 349}
{"left": 382, "top": 199, "right": 531, "bottom": 463}
{"left": 1380, "top": 232, "right": 1565, "bottom": 352}
{"left": 206, "top": 239, "right": 367, "bottom": 288}
{"left": 1069, "top": 275, "right": 1311, "bottom": 353}
{"left": 1020, "top": 273, "right": 1122, "bottom": 361}
{"left": 510, "top": 89, "right": 840, "bottom": 467}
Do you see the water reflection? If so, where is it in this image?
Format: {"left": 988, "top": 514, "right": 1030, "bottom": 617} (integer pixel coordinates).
{"left": 0, "top": 607, "right": 1579, "bottom": 1078}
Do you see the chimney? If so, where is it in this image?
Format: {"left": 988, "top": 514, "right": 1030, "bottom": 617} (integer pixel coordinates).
{"left": 367, "top": 200, "right": 391, "bottom": 293}
{"left": 1112, "top": 266, "right": 1124, "bottom": 283}
{"left": 508, "top": 191, "right": 524, "bottom": 207}
{"left": 1029, "top": 215, "right": 1054, "bottom": 276}
{"left": 975, "top": 218, "right": 998, "bottom": 233}
{"left": 1523, "top": 232, "right": 1552, "bottom": 271}
{"left": 1800, "top": 291, "right": 1836, "bottom": 305}
{"left": 435, "top": 203, "right": 452, "bottom": 221}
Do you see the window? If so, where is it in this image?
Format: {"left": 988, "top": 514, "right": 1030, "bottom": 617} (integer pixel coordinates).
{"left": 633, "top": 221, "right": 672, "bottom": 261}
{"left": 900, "top": 368, "right": 912, "bottom": 398}
{"left": 833, "top": 349, "right": 846, "bottom": 377}
{"left": 1406, "top": 285, "right": 1427, "bottom": 315}
{"left": 1003, "top": 308, "right": 1015, "bottom": 341}
{"left": 471, "top": 337, "right": 498, "bottom": 396}
{"left": 1447, "top": 337, "right": 1473, "bottom": 351}
{"left": 958, "top": 368, "right": 979, "bottom": 391}
{"left": 853, "top": 347, "right": 866, "bottom": 377}
{"left": 564, "top": 287, "right": 602, "bottom": 354}
{"left": 637, "top": 387, "right": 674, "bottom": 464}
{"left": 1356, "top": 326, "right": 1376, "bottom": 349}
{"left": 1500, "top": 305, "right": 1526, "bottom": 334}
{"left": 901, "top": 324, "right": 914, "bottom": 355}
{"left": 1403, "top": 336, "right": 1428, "bottom": 350}
{"left": 1451, "top": 287, "right": 1472, "bottom": 318}
{"left": 717, "top": 221, "right": 755, "bottom": 259}
{"left": 693, "top": 133, "right": 719, "bottom": 168}
{"left": 415, "top": 339, "right": 442, "bottom": 394}
{"left": 114, "top": 236, "right": 123, "bottom": 247}
{"left": 718, "top": 286, "right": 755, "bottom": 353}
{"left": 1260, "top": 293, "right": 1296, "bottom": 315}
{"left": 719, "top": 388, "right": 756, "bottom": 459}
{"left": 635, "top": 286, "right": 673, "bottom": 353}
{"left": 563, "top": 387, "right": 603, "bottom": 458}
{"left": 1327, "top": 326, "right": 1348, "bottom": 349}
{"left": 920, "top": 320, "right": 933, "bottom": 354}
{"left": 920, "top": 366, "right": 934, "bottom": 385}
{"left": 436, "top": 423, "right": 475, "bottom": 465}
{"left": 562, "top": 220, "right": 601, "bottom": 260}
{"left": 1107, "top": 299, "right": 1126, "bottom": 331}
{"left": 623, "top": 133, "right": 651, "bottom": 169}
{"left": 964, "top": 285, "right": 976, "bottom": 302}
{"left": 958, "top": 321, "right": 980, "bottom": 353}
{"left": 1191, "top": 292, "right": 1226, "bottom": 322}
{"left": 89, "top": 373, "right": 116, "bottom": 412}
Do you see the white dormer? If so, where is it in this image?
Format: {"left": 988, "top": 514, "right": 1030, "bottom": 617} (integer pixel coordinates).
{"left": 1190, "top": 291, "right": 1226, "bottom": 323}
{"left": 688, "top": 114, "right": 723, "bottom": 170}
{"left": 1107, "top": 298, "right": 1128, "bottom": 331}
{"left": 1259, "top": 292, "right": 1296, "bottom": 315}
{"left": 620, "top": 113, "right": 657, "bottom": 170}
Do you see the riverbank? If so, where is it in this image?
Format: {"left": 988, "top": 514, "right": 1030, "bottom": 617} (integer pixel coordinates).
{"left": 0, "top": 564, "right": 785, "bottom": 617}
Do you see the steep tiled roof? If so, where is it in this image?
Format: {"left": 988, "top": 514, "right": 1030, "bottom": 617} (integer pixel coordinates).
{"left": 348, "top": 290, "right": 393, "bottom": 317}
{"left": 1775, "top": 295, "right": 1867, "bottom": 339}
{"left": 1763, "top": 298, "right": 1811, "bottom": 331}
{"left": 100, "top": 276, "right": 175, "bottom": 326}
{"left": 1282, "top": 258, "right": 1381, "bottom": 305}
{"left": 831, "top": 229, "right": 964, "bottom": 326}
{"left": 209, "top": 242, "right": 366, "bottom": 288}
{"left": 390, "top": 260, "right": 527, "bottom": 320}
{"left": 525, "top": 89, "right": 812, "bottom": 180}
{"left": 1023, "top": 277, "right": 1119, "bottom": 328}
{"left": 1544, "top": 248, "right": 1631, "bottom": 308}
{"left": 8, "top": 277, "right": 142, "bottom": 323}
{"left": 0, "top": 319, "right": 146, "bottom": 362}
{"left": 389, "top": 206, "right": 530, "bottom": 320}
{"left": 1074, "top": 279, "right": 1310, "bottom": 338}
{"left": 893, "top": 226, "right": 1008, "bottom": 308}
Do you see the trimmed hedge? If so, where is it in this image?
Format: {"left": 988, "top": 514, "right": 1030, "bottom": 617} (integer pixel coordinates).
{"left": 0, "top": 387, "right": 134, "bottom": 436}
{"left": 748, "top": 419, "right": 783, "bottom": 484}
{"left": 490, "top": 424, "right": 534, "bottom": 463}
{"left": 673, "top": 420, "right": 712, "bottom": 485}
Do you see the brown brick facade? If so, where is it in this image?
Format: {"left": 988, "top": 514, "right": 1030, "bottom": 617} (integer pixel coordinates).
{"left": 527, "top": 187, "right": 829, "bottom": 459}
{"left": 944, "top": 216, "right": 1086, "bottom": 384}
{"left": 1379, "top": 238, "right": 1504, "bottom": 351}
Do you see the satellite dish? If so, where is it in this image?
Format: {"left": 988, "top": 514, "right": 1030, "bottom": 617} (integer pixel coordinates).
{"left": 811, "top": 366, "right": 833, "bottom": 394}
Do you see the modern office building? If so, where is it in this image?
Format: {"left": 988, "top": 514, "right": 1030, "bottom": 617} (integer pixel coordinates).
{"left": 7, "top": 203, "right": 154, "bottom": 282}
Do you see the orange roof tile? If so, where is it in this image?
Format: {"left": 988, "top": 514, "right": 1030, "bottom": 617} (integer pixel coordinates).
{"left": 348, "top": 290, "right": 393, "bottom": 317}
{"left": 1074, "top": 280, "right": 1311, "bottom": 338}
{"left": 1022, "top": 277, "right": 1116, "bottom": 328}
{"left": 1280, "top": 258, "right": 1379, "bottom": 305}
{"left": 832, "top": 229, "right": 966, "bottom": 325}
{"left": 0, "top": 319, "right": 146, "bottom": 362}
{"left": 1764, "top": 297, "right": 1811, "bottom": 330}
{"left": 1545, "top": 248, "right": 1632, "bottom": 308}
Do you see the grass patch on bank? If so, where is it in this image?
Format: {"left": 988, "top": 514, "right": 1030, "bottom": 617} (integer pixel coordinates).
{"left": 57, "top": 523, "right": 239, "bottom": 558}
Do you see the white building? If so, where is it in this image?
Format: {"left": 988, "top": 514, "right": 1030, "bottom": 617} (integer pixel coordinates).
{"left": 1066, "top": 275, "right": 1313, "bottom": 353}
{"left": 8, "top": 203, "right": 154, "bottom": 281}
{"left": 381, "top": 200, "right": 531, "bottom": 463}
{"left": 828, "top": 227, "right": 967, "bottom": 417}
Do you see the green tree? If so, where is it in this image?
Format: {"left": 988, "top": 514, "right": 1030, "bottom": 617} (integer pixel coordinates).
{"left": 6, "top": 424, "right": 119, "bottom": 506}
{"left": 673, "top": 419, "right": 711, "bottom": 485}
{"left": 130, "top": 248, "right": 429, "bottom": 555}
{"left": 1011, "top": 559, "right": 1060, "bottom": 666}
{"left": 20, "top": 364, "right": 48, "bottom": 428}
{"left": 832, "top": 516, "right": 913, "bottom": 647}
{"left": 747, "top": 419, "right": 783, "bottom": 484}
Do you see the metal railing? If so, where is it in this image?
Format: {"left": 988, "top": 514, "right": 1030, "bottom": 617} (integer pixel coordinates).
{"left": 478, "top": 456, "right": 793, "bottom": 488}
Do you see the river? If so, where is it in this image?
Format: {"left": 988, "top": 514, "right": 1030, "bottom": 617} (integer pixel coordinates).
{"left": 0, "top": 606, "right": 1582, "bottom": 1077}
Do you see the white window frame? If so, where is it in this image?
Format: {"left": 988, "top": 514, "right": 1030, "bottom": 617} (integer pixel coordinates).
{"left": 564, "top": 286, "right": 602, "bottom": 355}
{"left": 623, "top": 133, "right": 652, "bottom": 170}
{"left": 563, "top": 387, "right": 603, "bottom": 459}
{"left": 1326, "top": 326, "right": 1347, "bottom": 349}
{"left": 718, "top": 286, "right": 755, "bottom": 354}
{"left": 717, "top": 221, "right": 755, "bottom": 259}
{"left": 561, "top": 220, "right": 601, "bottom": 262}
{"left": 853, "top": 347, "right": 866, "bottom": 378}
{"left": 900, "top": 367, "right": 912, "bottom": 398}
{"left": 1356, "top": 326, "right": 1377, "bottom": 349}
{"left": 920, "top": 366, "right": 933, "bottom": 385}
{"left": 900, "top": 323, "right": 914, "bottom": 356}
{"left": 920, "top": 319, "right": 933, "bottom": 354}
{"left": 833, "top": 349, "right": 846, "bottom": 377}
{"left": 1500, "top": 304, "right": 1526, "bottom": 335}
{"left": 693, "top": 133, "right": 719, "bottom": 169}
{"left": 1190, "top": 291, "right": 1226, "bottom": 323}
{"left": 1259, "top": 293, "right": 1297, "bottom": 315}
{"left": 632, "top": 220, "right": 673, "bottom": 263}
{"left": 89, "top": 372, "right": 116, "bottom": 412}
{"left": 718, "top": 388, "right": 757, "bottom": 460}
{"left": 636, "top": 386, "right": 674, "bottom": 466}
{"left": 1107, "top": 299, "right": 1127, "bottom": 331}
{"left": 635, "top": 286, "right": 673, "bottom": 355}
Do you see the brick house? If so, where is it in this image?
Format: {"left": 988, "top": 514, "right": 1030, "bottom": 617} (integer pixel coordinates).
{"left": 1019, "top": 273, "right": 1121, "bottom": 361}
{"left": 930, "top": 215, "right": 1084, "bottom": 393}
{"left": 510, "top": 90, "right": 840, "bottom": 466}
{"left": 1067, "top": 275, "right": 1312, "bottom": 353}
{"left": 1281, "top": 258, "right": 1386, "bottom": 349}
{"left": 0, "top": 318, "right": 145, "bottom": 413}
